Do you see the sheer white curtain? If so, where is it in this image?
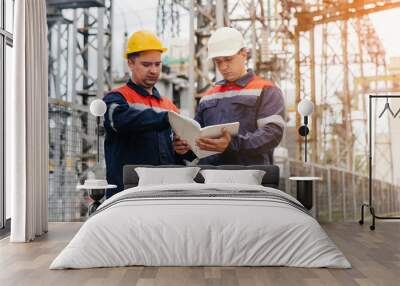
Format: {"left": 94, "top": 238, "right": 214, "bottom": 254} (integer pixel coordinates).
{"left": 6, "top": 0, "right": 48, "bottom": 242}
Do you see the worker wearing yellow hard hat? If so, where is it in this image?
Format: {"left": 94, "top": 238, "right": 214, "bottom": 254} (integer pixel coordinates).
{"left": 102, "top": 30, "right": 191, "bottom": 198}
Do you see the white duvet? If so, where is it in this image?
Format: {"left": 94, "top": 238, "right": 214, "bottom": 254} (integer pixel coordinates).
{"left": 50, "top": 183, "right": 351, "bottom": 269}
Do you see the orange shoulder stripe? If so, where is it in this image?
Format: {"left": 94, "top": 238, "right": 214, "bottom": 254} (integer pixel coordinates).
{"left": 203, "top": 76, "right": 274, "bottom": 98}
{"left": 113, "top": 84, "right": 178, "bottom": 112}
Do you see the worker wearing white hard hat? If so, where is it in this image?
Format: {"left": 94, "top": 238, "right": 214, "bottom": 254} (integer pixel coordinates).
{"left": 174, "top": 27, "right": 286, "bottom": 166}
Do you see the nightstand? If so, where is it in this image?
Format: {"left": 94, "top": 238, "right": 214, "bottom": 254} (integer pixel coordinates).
{"left": 77, "top": 182, "right": 117, "bottom": 215}
{"left": 289, "top": 177, "right": 322, "bottom": 210}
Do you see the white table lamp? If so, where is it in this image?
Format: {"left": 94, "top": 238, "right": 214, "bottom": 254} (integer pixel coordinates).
{"left": 77, "top": 99, "right": 115, "bottom": 215}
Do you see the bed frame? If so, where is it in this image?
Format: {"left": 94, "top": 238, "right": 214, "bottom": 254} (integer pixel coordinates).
{"left": 123, "top": 165, "right": 280, "bottom": 190}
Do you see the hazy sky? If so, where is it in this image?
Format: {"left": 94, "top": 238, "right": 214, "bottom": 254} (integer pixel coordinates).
{"left": 369, "top": 8, "right": 400, "bottom": 58}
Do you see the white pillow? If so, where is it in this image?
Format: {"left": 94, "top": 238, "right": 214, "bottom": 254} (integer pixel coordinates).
{"left": 135, "top": 167, "right": 200, "bottom": 186}
{"left": 200, "top": 169, "right": 266, "bottom": 185}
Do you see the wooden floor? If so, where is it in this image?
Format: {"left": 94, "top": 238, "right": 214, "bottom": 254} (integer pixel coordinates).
{"left": 1, "top": 221, "right": 399, "bottom": 286}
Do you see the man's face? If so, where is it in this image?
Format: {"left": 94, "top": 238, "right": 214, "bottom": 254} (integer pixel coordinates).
{"left": 128, "top": 50, "right": 162, "bottom": 89}
{"left": 213, "top": 49, "right": 247, "bottom": 82}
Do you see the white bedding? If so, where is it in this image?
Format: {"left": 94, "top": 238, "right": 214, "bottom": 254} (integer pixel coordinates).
{"left": 50, "top": 183, "right": 351, "bottom": 269}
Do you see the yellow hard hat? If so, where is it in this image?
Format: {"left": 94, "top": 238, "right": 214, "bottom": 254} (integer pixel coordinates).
{"left": 125, "top": 30, "right": 168, "bottom": 59}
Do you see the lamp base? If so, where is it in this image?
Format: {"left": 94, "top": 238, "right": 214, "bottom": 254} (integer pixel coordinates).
{"left": 88, "top": 189, "right": 105, "bottom": 215}
{"left": 296, "top": 180, "right": 313, "bottom": 210}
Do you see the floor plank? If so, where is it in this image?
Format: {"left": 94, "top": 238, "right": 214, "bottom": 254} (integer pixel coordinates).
{"left": 0, "top": 221, "right": 399, "bottom": 286}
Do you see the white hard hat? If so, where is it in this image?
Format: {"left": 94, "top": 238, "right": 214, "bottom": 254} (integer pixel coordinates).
{"left": 207, "top": 27, "right": 245, "bottom": 60}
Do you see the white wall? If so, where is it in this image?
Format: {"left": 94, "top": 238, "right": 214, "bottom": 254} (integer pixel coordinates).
{"left": 390, "top": 100, "right": 400, "bottom": 186}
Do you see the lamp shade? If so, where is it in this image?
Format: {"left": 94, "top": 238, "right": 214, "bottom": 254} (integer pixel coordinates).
{"left": 298, "top": 99, "right": 314, "bottom": 116}
{"left": 90, "top": 99, "right": 107, "bottom": 117}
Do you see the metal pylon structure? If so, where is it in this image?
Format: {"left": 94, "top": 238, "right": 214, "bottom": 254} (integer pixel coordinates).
{"left": 47, "top": 7, "right": 71, "bottom": 101}
{"left": 46, "top": 0, "right": 113, "bottom": 220}
{"left": 285, "top": 0, "right": 399, "bottom": 178}
{"left": 47, "top": 0, "right": 112, "bottom": 102}
{"left": 157, "top": 0, "right": 289, "bottom": 116}
{"left": 158, "top": 0, "right": 399, "bottom": 181}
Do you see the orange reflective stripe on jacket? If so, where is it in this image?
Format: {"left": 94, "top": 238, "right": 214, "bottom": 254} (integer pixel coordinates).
{"left": 113, "top": 84, "right": 179, "bottom": 113}
{"left": 202, "top": 76, "right": 274, "bottom": 100}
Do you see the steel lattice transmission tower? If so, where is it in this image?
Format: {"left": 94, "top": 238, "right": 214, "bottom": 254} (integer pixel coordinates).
{"left": 46, "top": 0, "right": 113, "bottom": 220}
{"left": 285, "top": 0, "right": 398, "bottom": 176}
{"left": 158, "top": 0, "right": 399, "bottom": 182}
{"left": 47, "top": 0, "right": 112, "bottom": 102}
{"left": 157, "top": 0, "right": 288, "bottom": 116}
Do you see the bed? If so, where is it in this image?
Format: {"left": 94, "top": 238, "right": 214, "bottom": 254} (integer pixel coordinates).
{"left": 50, "top": 165, "right": 350, "bottom": 269}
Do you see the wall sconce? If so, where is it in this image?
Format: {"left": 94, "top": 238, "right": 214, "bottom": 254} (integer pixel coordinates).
{"left": 297, "top": 99, "right": 314, "bottom": 163}
{"left": 90, "top": 99, "right": 107, "bottom": 164}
